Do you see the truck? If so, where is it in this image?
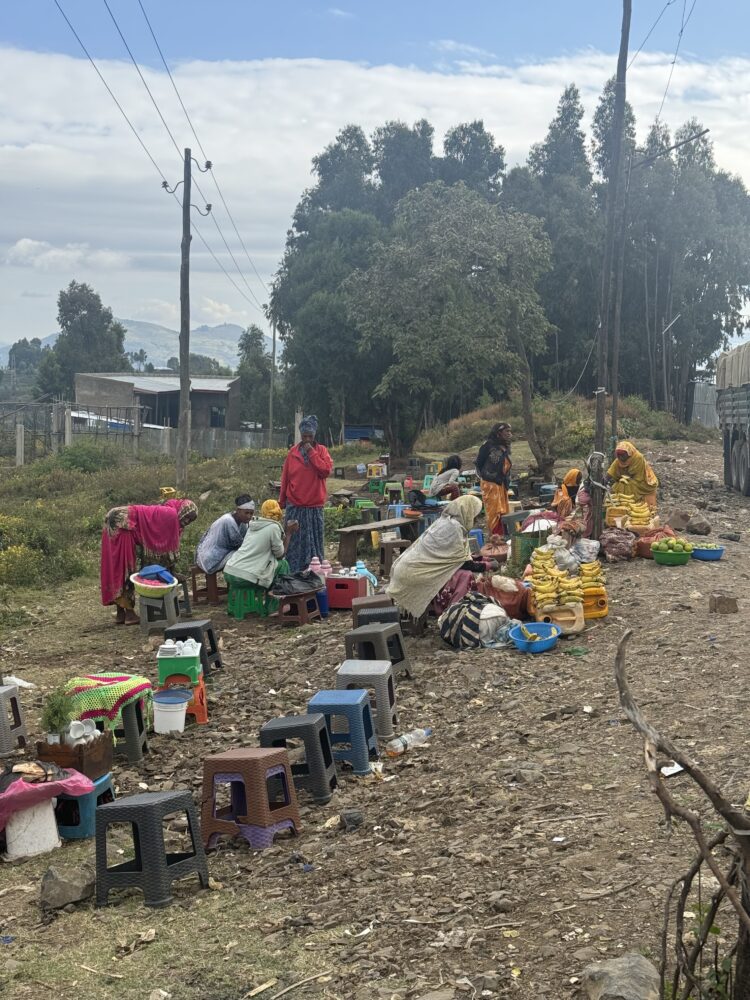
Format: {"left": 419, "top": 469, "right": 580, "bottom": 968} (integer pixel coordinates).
{"left": 716, "top": 342, "right": 750, "bottom": 493}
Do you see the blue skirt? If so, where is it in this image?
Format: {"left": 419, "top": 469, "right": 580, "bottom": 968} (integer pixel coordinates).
{"left": 285, "top": 505, "right": 325, "bottom": 572}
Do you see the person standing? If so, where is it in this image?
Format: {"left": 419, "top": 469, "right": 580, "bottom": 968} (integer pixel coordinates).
{"left": 194, "top": 494, "right": 255, "bottom": 574}
{"left": 280, "top": 415, "right": 333, "bottom": 571}
{"left": 475, "top": 422, "right": 512, "bottom": 535}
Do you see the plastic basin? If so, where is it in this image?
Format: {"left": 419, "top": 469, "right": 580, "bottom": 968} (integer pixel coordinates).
{"left": 509, "top": 622, "right": 561, "bottom": 654}
{"left": 691, "top": 546, "right": 725, "bottom": 561}
{"left": 652, "top": 550, "right": 691, "bottom": 566}
{"left": 130, "top": 572, "right": 177, "bottom": 597}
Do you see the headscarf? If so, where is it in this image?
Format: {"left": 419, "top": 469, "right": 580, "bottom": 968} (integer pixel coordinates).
{"left": 552, "top": 469, "right": 582, "bottom": 517}
{"left": 442, "top": 495, "right": 482, "bottom": 535}
{"left": 163, "top": 498, "right": 198, "bottom": 528}
{"left": 488, "top": 422, "right": 511, "bottom": 443}
{"left": 260, "top": 499, "right": 283, "bottom": 521}
{"left": 563, "top": 469, "right": 582, "bottom": 490}
{"left": 607, "top": 441, "right": 658, "bottom": 497}
{"left": 299, "top": 414, "right": 318, "bottom": 436}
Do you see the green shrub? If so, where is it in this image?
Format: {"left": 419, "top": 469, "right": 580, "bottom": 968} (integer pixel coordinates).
{"left": 56, "top": 440, "right": 123, "bottom": 474}
{"left": 0, "top": 544, "right": 45, "bottom": 586}
{"left": 323, "top": 505, "right": 363, "bottom": 543}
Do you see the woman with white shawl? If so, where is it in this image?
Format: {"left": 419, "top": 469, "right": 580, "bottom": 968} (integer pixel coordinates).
{"left": 386, "top": 495, "right": 483, "bottom": 618}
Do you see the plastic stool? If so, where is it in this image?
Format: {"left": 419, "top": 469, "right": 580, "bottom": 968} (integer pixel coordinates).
{"left": 157, "top": 655, "right": 202, "bottom": 688}
{"left": 379, "top": 538, "right": 411, "bottom": 578}
{"left": 260, "top": 714, "right": 337, "bottom": 805}
{"left": 158, "top": 674, "right": 208, "bottom": 726}
{"left": 95, "top": 790, "right": 209, "bottom": 908}
{"left": 201, "top": 748, "right": 301, "bottom": 850}
{"left": 227, "top": 582, "right": 278, "bottom": 620}
{"left": 307, "top": 689, "right": 378, "bottom": 775}
{"left": 101, "top": 699, "right": 149, "bottom": 765}
{"left": 0, "top": 684, "right": 27, "bottom": 757}
{"left": 351, "top": 594, "right": 394, "bottom": 628}
{"left": 189, "top": 566, "right": 227, "bottom": 606}
{"left": 356, "top": 606, "right": 401, "bottom": 628}
{"left": 278, "top": 591, "right": 321, "bottom": 626}
{"left": 327, "top": 576, "right": 367, "bottom": 610}
{"left": 387, "top": 503, "right": 408, "bottom": 518}
{"left": 139, "top": 590, "right": 179, "bottom": 635}
{"left": 165, "top": 620, "right": 222, "bottom": 675}
{"left": 56, "top": 772, "right": 115, "bottom": 840}
{"left": 344, "top": 622, "right": 412, "bottom": 679}
{"left": 469, "top": 528, "right": 484, "bottom": 548}
{"left": 336, "top": 660, "right": 398, "bottom": 738}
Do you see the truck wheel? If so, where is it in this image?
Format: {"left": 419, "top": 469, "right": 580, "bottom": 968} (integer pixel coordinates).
{"left": 740, "top": 437, "right": 750, "bottom": 496}
{"left": 724, "top": 433, "right": 733, "bottom": 486}
{"left": 732, "top": 440, "right": 742, "bottom": 491}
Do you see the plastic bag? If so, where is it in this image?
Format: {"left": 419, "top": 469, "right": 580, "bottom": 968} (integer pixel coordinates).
{"left": 478, "top": 603, "right": 508, "bottom": 645}
{"left": 554, "top": 548, "right": 579, "bottom": 574}
{"left": 270, "top": 570, "right": 325, "bottom": 596}
{"left": 570, "top": 539, "right": 601, "bottom": 563}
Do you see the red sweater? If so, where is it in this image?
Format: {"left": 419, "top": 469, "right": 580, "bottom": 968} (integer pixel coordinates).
{"left": 280, "top": 444, "right": 333, "bottom": 508}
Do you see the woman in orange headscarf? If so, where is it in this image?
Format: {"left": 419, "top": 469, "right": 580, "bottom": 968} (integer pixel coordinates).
{"left": 551, "top": 469, "right": 582, "bottom": 519}
{"left": 607, "top": 441, "right": 659, "bottom": 509}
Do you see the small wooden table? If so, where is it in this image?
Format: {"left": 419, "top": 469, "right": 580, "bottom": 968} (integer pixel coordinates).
{"left": 336, "top": 515, "right": 423, "bottom": 565}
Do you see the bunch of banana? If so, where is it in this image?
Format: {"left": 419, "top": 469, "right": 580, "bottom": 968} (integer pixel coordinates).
{"left": 625, "top": 500, "right": 652, "bottom": 526}
{"left": 580, "top": 560, "right": 606, "bottom": 589}
{"left": 557, "top": 573, "right": 584, "bottom": 606}
{"left": 529, "top": 548, "right": 560, "bottom": 609}
{"left": 607, "top": 492, "right": 653, "bottom": 525}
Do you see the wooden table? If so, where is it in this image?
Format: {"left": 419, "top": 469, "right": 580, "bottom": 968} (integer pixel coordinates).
{"left": 336, "top": 515, "right": 423, "bottom": 565}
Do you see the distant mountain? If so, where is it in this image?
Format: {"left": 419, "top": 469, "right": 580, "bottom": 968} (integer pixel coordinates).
{"left": 0, "top": 321, "right": 274, "bottom": 369}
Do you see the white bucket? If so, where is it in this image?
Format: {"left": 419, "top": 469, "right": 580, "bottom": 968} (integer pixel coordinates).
{"left": 6, "top": 799, "right": 61, "bottom": 859}
{"left": 153, "top": 689, "right": 191, "bottom": 734}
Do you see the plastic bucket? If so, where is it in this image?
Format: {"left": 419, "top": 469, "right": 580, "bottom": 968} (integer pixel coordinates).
{"left": 153, "top": 688, "right": 191, "bottom": 734}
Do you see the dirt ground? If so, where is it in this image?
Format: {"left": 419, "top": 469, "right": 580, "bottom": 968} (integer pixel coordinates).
{"left": 1, "top": 438, "right": 748, "bottom": 1000}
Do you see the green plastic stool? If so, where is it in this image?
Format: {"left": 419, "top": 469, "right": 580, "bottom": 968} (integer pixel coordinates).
{"left": 354, "top": 499, "right": 377, "bottom": 510}
{"left": 227, "top": 582, "right": 279, "bottom": 621}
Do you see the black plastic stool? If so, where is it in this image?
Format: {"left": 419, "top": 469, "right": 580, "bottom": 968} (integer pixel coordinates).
{"left": 344, "top": 622, "right": 412, "bottom": 679}
{"left": 260, "top": 713, "right": 338, "bottom": 805}
{"left": 95, "top": 790, "right": 209, "bottom": 908}
{"left": 355, "top": 606, "right": 400, "bottom": 628}
{"left": 97, "top": 699, "right": 148, "bottom": 764}
{"left": 165, "top": 619, "right": 222, "bottom": 675}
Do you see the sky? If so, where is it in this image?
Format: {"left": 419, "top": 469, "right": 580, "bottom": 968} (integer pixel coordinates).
{"left": 2, "top": 0, "right": 750, "bottom": 344}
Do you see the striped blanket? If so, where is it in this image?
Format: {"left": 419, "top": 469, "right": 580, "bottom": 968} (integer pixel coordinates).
{"left": 63, "top": 673, "right": 153, "bottom": 730}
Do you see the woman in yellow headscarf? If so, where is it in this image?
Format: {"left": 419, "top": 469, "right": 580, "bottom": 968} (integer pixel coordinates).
{"left": 607, "top": 441, "right": 659, "bottom": 509}
{"left": 551, "top": 469, "right": 582, "bottom": 519}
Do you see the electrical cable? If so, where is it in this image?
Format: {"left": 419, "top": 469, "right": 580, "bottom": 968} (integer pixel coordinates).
{"left": 52, "top": 0, "right": 263, "bottom": 313}
{"left": 100, "top": 0, "right": 265, "bottom": 310}
{"left": 627, "top": 0, "right": 677, "bottom": 70}
{"left": 656, "top": 0, "right": 699, "bottom": 122}
{"left": 137, "top": 0, "right": 270, "bottom": 295}
{"left": 557, "top": 322, "right": 602, "bottom": 402}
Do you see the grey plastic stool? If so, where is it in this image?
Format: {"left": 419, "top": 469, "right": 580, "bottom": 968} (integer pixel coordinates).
{"left": 0, "top": 685, "right": 27, "bottom": 757}
{"left": 336, "top": 660, "right": 398, "bottom": 738}
{"left": 101, "top": 699, "right": 148, "bottom": 765}
{"left": 165, "top": 619, "right": 223, "bottom": 675}
{"left": 260, "top": 713, "right": 338, "bottom": 805}
{"left": 355, "top": 606, "right": 400, "bottom": 628}
{"left": 351, "top": 594, "right": 394, "bottom": 628}
{"left": 139, "top": 590, "right": 180, "bottom": 635}
{"left": 344, "top": 622, "right": 412, "bottom": 679}
{"left": 95, "top": 790, "right": 209, "bottom": 908}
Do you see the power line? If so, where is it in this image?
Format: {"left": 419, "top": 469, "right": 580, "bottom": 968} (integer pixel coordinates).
{"left": 656, "top": 0, "right": 699, "bottom": 122}
{"left": 136, "top": 0, "right": 270, "bottom": 297}
{"left": 101, "top": 0, "right": 264, "bottom": 310}
{"left": 627, "top": 0, "right": 677, "bottom": 70}
{"left": 52, "top": 0, "right": 263, "bottom": 314}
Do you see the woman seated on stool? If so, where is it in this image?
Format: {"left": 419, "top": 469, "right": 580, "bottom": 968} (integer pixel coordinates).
{"left": 194, "top": 494, "right": 255, "bottom": 574}
{"left": 223, "top": 500, "right": 298, "bottom": 592}
{"left": 551, "top": 469, "right": 582, "bottom": 519}
{"left": 386, "top": 495, "right": 485, "bottom": 618}
{"left": 428, "top": 455, "right": 463, "bottom": 501}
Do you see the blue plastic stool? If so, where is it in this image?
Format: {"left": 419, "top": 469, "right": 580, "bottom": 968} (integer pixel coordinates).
{"left": 307, "top": 690, "right": 379, "bottom": 776}
{"left": 56, "top": 772, "right": 115, "bottom": 840}
{"left": 316, "top": 588, "right": 329, "bottom": 619}
{"left": 387, "top": 503, "right": 408, "bottom": 519}
{"left": 469, "top": 528, "right": 484, "bottom": 548}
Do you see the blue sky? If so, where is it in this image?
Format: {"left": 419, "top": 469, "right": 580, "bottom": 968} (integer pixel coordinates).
{"left": 6, "top": 1, "right": 748, "bottom": 69}
{"left": 2, "top": 1, "right": 750, "bottom": 346}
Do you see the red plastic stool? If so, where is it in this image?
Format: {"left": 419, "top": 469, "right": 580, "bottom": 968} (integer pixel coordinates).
{"left": 158, "top": 673, "right": 208, "bottom": 725}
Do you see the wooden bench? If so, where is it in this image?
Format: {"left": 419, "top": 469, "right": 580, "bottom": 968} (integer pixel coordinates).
{"left": 336, "top": 515, "right": 422, "bottom": 565}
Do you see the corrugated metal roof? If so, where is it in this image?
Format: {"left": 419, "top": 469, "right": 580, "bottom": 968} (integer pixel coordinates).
{"left": 79, "top": 373, "right": 237, "bottom": 393}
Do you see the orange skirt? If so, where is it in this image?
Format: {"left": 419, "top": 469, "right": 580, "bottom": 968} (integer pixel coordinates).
{"left": 481, "top": 481, "right": 509, "bottom": 535}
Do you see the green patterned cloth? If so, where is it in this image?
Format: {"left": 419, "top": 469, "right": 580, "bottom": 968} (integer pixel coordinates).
{"left": 63, "top": 673, "right": 153, "bottom": 731}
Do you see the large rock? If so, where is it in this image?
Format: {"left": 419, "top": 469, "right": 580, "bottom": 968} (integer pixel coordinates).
{"left": 664, "top": 509, "right": 691, "bottom": 531}
{"left": 709, "top": 592, "right": 739, "bottom": 614}
{"left": 686, "top": 513, "right": 712, "bottom": 535}
{"left": 40, "top": 864, "right": 95, "bottom": 910}
{"left": 581, "top": 953, "right": 658, "bottom": 1000}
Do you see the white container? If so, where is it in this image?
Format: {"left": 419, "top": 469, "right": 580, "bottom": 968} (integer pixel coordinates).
{"left": 5, "top": 799, "right": 61, "bottom": 859}
{"left": 153, "top": 689, "right": 191, "bottom": 734}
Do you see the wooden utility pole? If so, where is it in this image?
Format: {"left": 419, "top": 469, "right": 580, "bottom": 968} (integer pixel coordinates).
{"left": 267, "top": 319, "right": 276, "bottom": 448}
{"left": 176, "top": 147, "right": 192, "bottom": 490}
{"left": 593, "top": 0, "right": 632, "bottom": 538}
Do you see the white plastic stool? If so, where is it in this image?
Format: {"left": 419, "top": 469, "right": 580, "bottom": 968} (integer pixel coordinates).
{"left": 5, "top": 799, "right": 61, "bottom": 859}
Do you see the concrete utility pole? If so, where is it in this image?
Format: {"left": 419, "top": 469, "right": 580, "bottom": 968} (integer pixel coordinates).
{"left": 176, "top": 147, "right": 192, "bottom": 491}
{"left": 267, "top": 319, "right": 276, "bottom": 448}
{"left": 593, "top": 0, "right": 632, "bottom": 539}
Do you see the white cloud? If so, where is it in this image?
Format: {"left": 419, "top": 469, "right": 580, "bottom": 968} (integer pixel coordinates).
{"left": 6, "top": 237, "right": 129, "bottom": 271}
{"left": 327, "top": 8, "right": 354, "bottom": 18}
{"left": 431, "top": 39, "right": 497, "bottom": 60}
{"left": 130, "top": 298, "right": 180, "bottom": 326}
{"left": 1, "top": 45, "right": 750, "bottom": 342}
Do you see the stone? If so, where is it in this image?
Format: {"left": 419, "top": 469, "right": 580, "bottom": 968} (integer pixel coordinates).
{"left": 686, "top": 514, "right": 712, "bottom": 536}
{"left": 40, "top": 864, "right": 95, "bottom": 910}
{"left": 581, "top": 952, "right": 658, "bottom": 1000}
{"left": 340, "top": 809, "right": 364, "bottom": 833}
{"left": 487, "top": 891, "right": 515, "bottom": 913}
{"left": 709, "top": 592, "right": 739, "bottom": 614}
{"left": 664, "top": 509, "right": 691, "bottom": 531}
{"left": 416, "top": 992, "right": 455, "bottom": 1000}
{"left": 719, "top": 531, "right": 741, "bottom": 542}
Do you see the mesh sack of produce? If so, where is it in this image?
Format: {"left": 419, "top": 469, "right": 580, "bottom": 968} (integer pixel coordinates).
{"left": 599, "top": 527, "right": 638, "bottom": 562}
{"left": 635, "top": 525, "right": 676, "bottom": 559}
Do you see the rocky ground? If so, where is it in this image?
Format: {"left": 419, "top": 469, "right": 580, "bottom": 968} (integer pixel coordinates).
{"left": 1, "top": 438, "right": 748, "bottom": 1000}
